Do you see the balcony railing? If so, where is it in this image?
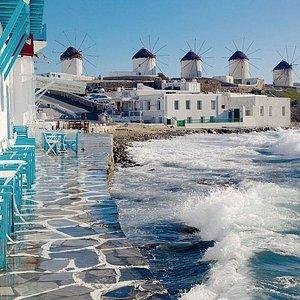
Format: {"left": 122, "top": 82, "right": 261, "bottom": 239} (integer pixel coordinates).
{"left": 186, "top": 117, "right": 243, "bottom": 124}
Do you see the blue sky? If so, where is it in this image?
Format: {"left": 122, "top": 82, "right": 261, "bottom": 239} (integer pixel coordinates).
{"left": 39, "top": 0, "right": 300, "bottom": 83}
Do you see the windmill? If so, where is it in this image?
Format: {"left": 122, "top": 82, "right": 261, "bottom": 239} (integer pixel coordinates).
{"left": 273, "top": 46, "right": 299, "bottom": 87}
{"left": 180, "top": 39, "right": 213, "bottom": 79}
{"left": 224, "top": 38, "right": 260, "bottom": 84}
{"left": 132, "top": 36, "right": 168, "bottom": 76}
{"left": 52, "top": 30, "right": 98, "bottom": 77}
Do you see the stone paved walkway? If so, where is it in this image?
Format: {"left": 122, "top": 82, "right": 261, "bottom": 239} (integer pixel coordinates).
{"left": 0, "top": 134, "right": 169, "bottom": 299}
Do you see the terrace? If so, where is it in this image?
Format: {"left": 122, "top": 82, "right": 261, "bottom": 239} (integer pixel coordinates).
{"left": 0, "top": 131, "right": 168, "bottom": 299}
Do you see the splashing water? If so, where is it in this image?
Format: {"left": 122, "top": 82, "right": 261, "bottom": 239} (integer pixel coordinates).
{"left": 112, "top": 128, "right": 300, "bottom": 299}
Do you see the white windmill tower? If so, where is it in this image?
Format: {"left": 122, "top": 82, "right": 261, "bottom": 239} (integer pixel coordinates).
{"left": 273, "top": 46, "right": 299, "bottom": 87}
{"left": 132, "top": 48, "right": 156, "bottom": 76}
{"left": 225, "top": 40, "right": 260, "bottom": 84}
{"left": 53, "top": 31, "right": 99, "bottom": 77}
{"left": 60, "top": 46, "right": 83, "bottom": 76}
{"left": 180, "top": 39, "right": 212, "bottom": 79}
{"left": 131, "top": 36, "right": 168, "bottom": 76}
{"left": 228, "top": 50, "right": 250, "bottom": 83}
{"left": 181, "top": 51, "right": 202, "bottom": 79}
{"left": 273, "top": 61, "right": 293, "bottom": 87}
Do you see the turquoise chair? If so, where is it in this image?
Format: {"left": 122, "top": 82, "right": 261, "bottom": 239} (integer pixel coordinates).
{"left": 64, "top": 131, "right": 79, "bottom": 154}
{"left": 0, "top": 173, "right": 20, "bottom": 235}
{"left": 0, "top": 185, "right": 13, "bottom": 269}
{"left": 43, "top": 132, "right": 60, "bottom": 155}
{"left": 1, "top": 149, "right": 34, "bottom": 189}
{"left": 13, "top": 125, "right": 28, "bottom": 137}
{"left": 4, "top": 136, "right": 36, "bottom": 186}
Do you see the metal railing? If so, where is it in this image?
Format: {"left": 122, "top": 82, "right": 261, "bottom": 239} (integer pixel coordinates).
{"left": 0, "top": 0, "right": 30, "bottom": 79}
{"left": 186, "top": 117, "right": 243, "bottom": 124}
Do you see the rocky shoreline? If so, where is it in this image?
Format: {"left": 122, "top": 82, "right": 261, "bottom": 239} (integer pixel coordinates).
{"left": 112, "top": 125, "right": 275, "bottom": 168}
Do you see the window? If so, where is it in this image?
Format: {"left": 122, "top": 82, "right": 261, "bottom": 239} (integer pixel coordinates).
{"left": 210, "top": 116, "right": 215, "bottom": 122}
{"left": 211, "top": 100, "right": 216, "bottom": 110}
{"left": 269, "top": 106, "right": 273, "bottom": 116}
{"left": 260, "top": 106, "right": 264, "bottom": 116}
{"left": 145, "top": 101, "right": 151, "bottom": 110}
{"left": 282, "top": 106, "right": 286, "bottom": 116}
{"left": 157, "top": 100, "right": 161, "bottom": 110}
{"left": 174, "top": 100, "right": 179, "bottom": 110}
{"left": 197, "top": 100, "right": 202, "bottom": 110}
{"left": 187, "top": 117, "right": 192, "bottom": 123}
{"left": 221, "top": 104, "right": 225, "bottom": 109}
{"left": 245, "top": 109, "right": 251, "bottom": 116}
{"left": 200, "top": 116, "right": 205, "bottom": 123}
{"left": 186, "top": 100, "right": 191, "bottom": 110}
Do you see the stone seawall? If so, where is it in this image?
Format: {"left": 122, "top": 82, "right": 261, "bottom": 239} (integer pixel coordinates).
{"left": 111, "top": 125, "right": 277, "bottom": 168}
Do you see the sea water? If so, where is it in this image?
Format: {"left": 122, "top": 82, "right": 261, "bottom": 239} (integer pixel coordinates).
{"left": 112, "top": 129, "right": 300, "bottom": 299}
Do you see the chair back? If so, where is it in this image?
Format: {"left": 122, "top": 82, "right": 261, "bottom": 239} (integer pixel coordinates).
{"left": 13, "top": 125, "right": 28, "bottom": 138}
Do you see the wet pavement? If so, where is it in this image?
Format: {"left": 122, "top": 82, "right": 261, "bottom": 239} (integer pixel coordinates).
{"left": 0, "top": 134, "right": 169, "bottom": 299}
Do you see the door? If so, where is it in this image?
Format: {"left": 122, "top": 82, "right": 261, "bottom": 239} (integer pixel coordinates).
{"left": 233, "top": 109, "right": 240, "bottom": 122}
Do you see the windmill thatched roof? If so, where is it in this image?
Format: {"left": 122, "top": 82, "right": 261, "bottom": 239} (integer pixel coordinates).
{"left": 273, "top": 60, "right": 292, "bottom": 71}
{"left": 228, "top": 50, "right": 249, "bottom": 61}
{"left": 132, "top": 48, "right": 156, "bottom": 59}
{"left": 181, "top": 50, "right": 202, "bottom": 62}
{"left": 60, "top": 47, "right": 82, "bottom": 61}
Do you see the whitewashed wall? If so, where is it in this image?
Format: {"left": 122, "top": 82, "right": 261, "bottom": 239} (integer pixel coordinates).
{"left": 61, "top": 58, "right": 83, "bottom": 76}
{"left": 164, "top": 93, "right": 221, "bottom": 121}
{"left": 0, "top": 75, "right": 13, "bottom": 143}
{"left": 273, "top": 69, "right": 294, "bottom": 87}
{"left": 137, "top": 92, "right": 290, "bottom": 128}
{"left": 132, "top": 57, "right": 156, "bottom": 76}
{"left": 181, "top": 60, "right": 202, "bottom": 79}
{"left": 229, "top": 59, "right": 250, "bottom": 81}
{"left": 12, "top": 56, "right": 35, "bottom": 125}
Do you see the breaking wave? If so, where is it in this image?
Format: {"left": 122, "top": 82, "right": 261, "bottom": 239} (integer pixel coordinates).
{"left": 179, "top": 182, "right": 299, "bottom": 299}
{"left": 268, "top": 128, "right": 300, "bottom": 157}
{"left": 114, "top": 128, "right": 300, "bottom": 299}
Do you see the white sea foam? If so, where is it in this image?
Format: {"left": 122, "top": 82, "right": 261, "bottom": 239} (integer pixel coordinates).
{"left": 113, "top": 129, "right": 300, "bottom": 299}
{"left": 179, "top": 182, "right": 299, "bottom": 299}
{"left": 269, "top": 128, "right": 300, "bottom": 157}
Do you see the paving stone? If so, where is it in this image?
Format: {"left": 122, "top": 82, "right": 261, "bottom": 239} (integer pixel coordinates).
{"left": 0, "top": 287, "right": 14, "bottom": 296}
{"left": 14, "top": 281, "right": 59, "bottom": 297}
{"left": 98, "top": 239, "right": 132, "bottom": 249}
{"left": 29, "top": 285, "right": 93, "bottom": 299}
{"left": 77, "top": 268, "right": 117, "bottom": 285}
{"left": 6, "top": 256, "right": 40, "bottom": 272}
{"left": 47, "top": 219, "right": 78, "bottom": 227}
{"left": 37, "top": 272, "right": 74, "bottom": 285}
{"left": 50, "top": 249, "right": 100, "bottom": 268}
{"left": 49, "top": 238, "right": 98, "bottom": 252}
{"left": 102, "top": 248, "right": 147, "bottom": 266}
{"left": 38, "top": 259, "right": 69, "bottom": 272}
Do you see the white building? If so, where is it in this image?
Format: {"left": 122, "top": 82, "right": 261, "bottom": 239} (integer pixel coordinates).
{"left": 273, "top": 60, "right": 294, "bottom": 87}
{"left": 228, "top": 50, "right": 250, "bottom": 83}
{"left": 181, "top": 51, "right": 202, "bottom": 79}
{"left": 113, "top": 84, "right": 290, "bottom": 128}
{"left": 0, "top": 1, "right": 46, "bottom": 143}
